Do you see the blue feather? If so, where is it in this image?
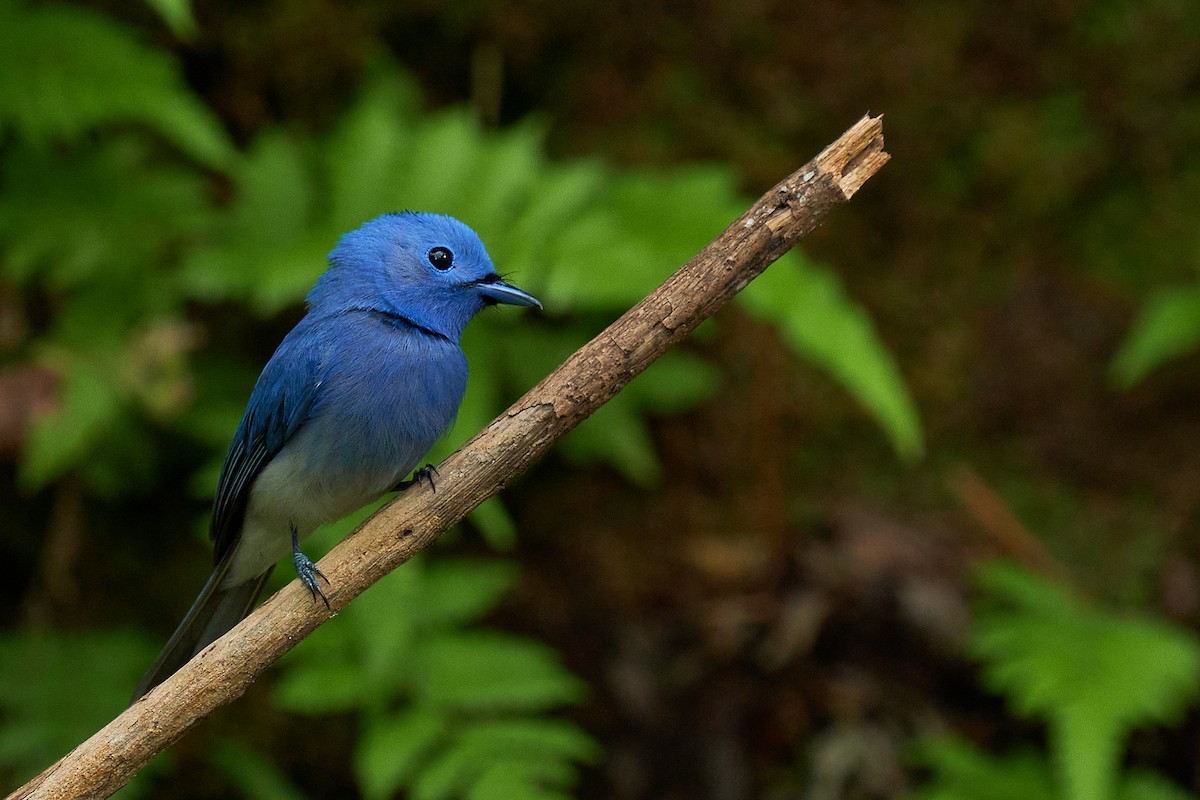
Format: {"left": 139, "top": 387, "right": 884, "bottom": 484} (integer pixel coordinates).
{"left": 211, "top": 323, "right": 321, "bottom": 563}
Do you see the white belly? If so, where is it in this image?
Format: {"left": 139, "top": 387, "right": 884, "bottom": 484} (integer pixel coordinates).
{"left": 219, "top": 427, "right": 408, "bottom": 587}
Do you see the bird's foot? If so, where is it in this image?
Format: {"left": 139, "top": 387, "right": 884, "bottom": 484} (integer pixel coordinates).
{"left": 291, "top": 528, "right": 329, "bottom": 607}
{"left": 393, "top": 463, "right": 439, "bottom": 493}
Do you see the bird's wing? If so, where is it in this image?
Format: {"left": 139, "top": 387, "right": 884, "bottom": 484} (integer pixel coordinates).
{"left": 210, "top": 324, "right": 323, "bottom": 564}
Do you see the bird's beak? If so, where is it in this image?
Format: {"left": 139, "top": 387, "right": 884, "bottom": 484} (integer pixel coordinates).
{"left": 476, "top": 279, "right": 542, "bottom": 310}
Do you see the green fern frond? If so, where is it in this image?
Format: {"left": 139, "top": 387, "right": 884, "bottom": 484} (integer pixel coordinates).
{"left": 209, "top": 740, "right": 309, "bottom": 800}
{"left": 0, "top": 0, "right": 232, "bottom": 167}
{"left": 1118, "top": 770, "right": 1200, "bottom": 800}
{"left": 741, "top": 259, "right": 925, "bottom": 460}
{"left": 910, "top": 735, "right": 1056, "bottom": 800}
{"left": 141, "top": 0, "right": 197, "bottom": 40}
{"left": 1110, "top": 284, "right": 1200, "bottom": 389}
{"left": 178, "top": 132, "right": 322, "bottom": 312}
{"left": 972, "top": 562, "right": 1200, "bottom": 800}
{"left": 268, "top": 555, "right": 595, "bottom": 800}
{"left": 412, "top": 720, "right": 598, "bottom": 800}
{"left": 416, "top": 631, "right": 588, "bottom": 712}
{"left": 0, "top": 141, "right": 211, "bottom": 287}
{"left": 355, "top": 709, "right": 447, "bottom": 800}
{"left": 183, "top": 63, "right": 922, "bottom": 486}
{"left": 19, "top": 362, "right": 122, "bottom": 489}
{"left": 0, "top": 631, "right": 159, "bottom": 795}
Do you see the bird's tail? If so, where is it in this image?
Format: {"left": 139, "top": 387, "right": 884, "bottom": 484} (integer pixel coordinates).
{"left": 132, "top": 558, "right": 273, "bottom": 701}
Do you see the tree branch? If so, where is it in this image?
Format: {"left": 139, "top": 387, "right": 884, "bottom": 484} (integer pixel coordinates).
{"left": 10, "top": 114, "right": 888, "bottom": 800}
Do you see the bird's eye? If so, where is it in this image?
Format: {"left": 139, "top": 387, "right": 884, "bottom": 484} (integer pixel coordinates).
{"left": 427, "top": 246, "right": 454, "bottom": 271}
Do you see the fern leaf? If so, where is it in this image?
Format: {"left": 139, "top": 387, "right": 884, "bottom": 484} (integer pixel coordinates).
{"left": 453, "top": 719, "right": 600, "bottom": 765}
{"left": 490, "top": 160, "right": 606, "bottom": 281}
{"left": 1110, "top": 284, "right": 1200, "bottom": 389}
{"left": 741, "top": 258, "right": 925, "bottom": 460}
{"left": 20, "top": 363, "right": 123, "bottom": 489}
{"left": 0, "top": 141, "right": 211, "bottom": 287}
{"left": 0, "top": 0, "right": 232, "bottom": 167}
{"left": 910, "top": 735, "right": 1056, "bottom": 800}
{"left": 0, "top": 631, "right": 158, "bottom": 792}
{"left": 466, "top": 764, "right": 576, "bottom": 800}
{"left": 416, "top": 631, "right": 587, "bottom": 712}
{"left": 541, "top": 167, "right": 743, "bottom": 312}
{"left": 272, "top": 660, "right": 371, "bottom": 715}
{"left": 323, "top": 71, "right": 423, "bottom": 232}
{"left": 1118, "top": 770, "right": 1198, "bottom": 800}
{"left": 178, "top": 132, "right": 323, "bottom": 312}
{"left": 415, "top": 560, "right": 521, "bottom": 627}
{"left": 972, "top": 562, "right": 1200, "bottom": 800}
{"left": 209, "top": 740, "right": 309, "bottom": 800}
{"left": 354, "top": 709, "right": 447, "bottom": 800}
{"left": 466, "top": 765, "right": 576, "bottom": 800}
{"left": 141, "top": 0, "right": 197, "bottom": 40}
{"left": 411, "top": 725, "right": 592, "bottom": 800}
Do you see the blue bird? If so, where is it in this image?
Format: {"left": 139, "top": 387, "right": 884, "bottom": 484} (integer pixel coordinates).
{"left": 133, "top": 212, "right": 539, "bottom": 699}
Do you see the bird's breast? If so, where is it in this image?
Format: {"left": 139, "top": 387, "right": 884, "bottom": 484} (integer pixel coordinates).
{"left": 310, "top": 326, "right": 468, "bottom": 489}
{"left": 223, "top": 326, "right": 467, "bottom": 586}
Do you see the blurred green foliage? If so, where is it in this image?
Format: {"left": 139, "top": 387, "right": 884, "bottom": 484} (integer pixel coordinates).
{"left": 173, "top": 63, "right": 922, "bottom": 505}
{"left": 9, "top": 0, "right": 1198, "bottom": 797}
{"left": 0, "top": 0, "right": 918, "bottom": 795}
{"left": 1, "top": 0, "right": 920, "bottom": 516}
{"left": 1112, "top": 283, "right": 1200, "bottom": 388}
{"left": 210, "top": 740, "right": 308, "bottom": 800}
{"left": 0, "top": 0, "right": 229, "bottom": 167}
{"left": 914, "top": 562, "right": 1200, "bottom": 800}
{"left": 0, "top": 630, "right": 163, "bottom": 798}
{"left": 265, "top": 513, "right": 597, "bottom": 800}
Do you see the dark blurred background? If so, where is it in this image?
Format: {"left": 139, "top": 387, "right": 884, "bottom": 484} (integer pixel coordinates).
{"left": 3, "top": 1, "right": 1200, "bottom": 798}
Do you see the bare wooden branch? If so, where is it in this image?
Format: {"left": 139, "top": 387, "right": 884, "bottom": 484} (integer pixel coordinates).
{"left": 10, "top": 114, "right": 888, "bottom": 800}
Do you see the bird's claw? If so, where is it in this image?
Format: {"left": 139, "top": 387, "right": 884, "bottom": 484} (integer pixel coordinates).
{"left": 292, "top": 527, "right": 330, "bottom": 608}
{"left": 413, "top": 463, "right": 439, "bottom": 492}
{"left": 295, "top": 552, "right": 330, "bottom": 607}
{"left": 393, "top": 463, "right": 439, "bottom": 493}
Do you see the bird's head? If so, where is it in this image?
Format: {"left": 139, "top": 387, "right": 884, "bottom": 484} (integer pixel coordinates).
{"left": 309, "top": 212, "right": 540, "bottom": 340}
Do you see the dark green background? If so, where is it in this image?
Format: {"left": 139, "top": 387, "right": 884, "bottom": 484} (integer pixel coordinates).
{"left": 3, "top": 1, "right": 1200, "bottom": 798}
